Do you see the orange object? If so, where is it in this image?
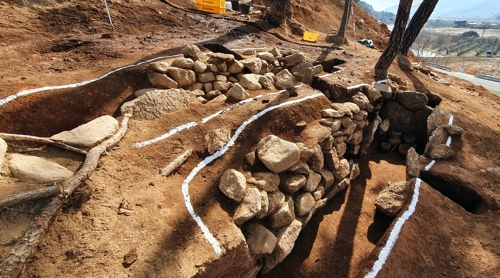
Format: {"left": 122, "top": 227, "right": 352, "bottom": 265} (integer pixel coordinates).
{"left": 303, "top": 31, "right": 319, "bottom": 43}
{"left": 197, "top": 3, "right": 226, "bottom": 14}
{"left": 196, "top": 0, "right": 226, "bottom": 8}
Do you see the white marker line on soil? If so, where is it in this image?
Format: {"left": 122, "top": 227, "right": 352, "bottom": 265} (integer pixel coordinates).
{"left": 131, "top": 121, "right": 198, "bottom": 148}
{"left": 182, "top": 92, "right": 324, "bottom": 255}
{"left": 133, "top": 90, "right": 288, "bottom": 147}
{"left": 366, "top": 112, "right": 455, "bottom": 277}
{"left": 365, "top": 178, "right": 422, "bottom": 278}
{"left": 0, "top": 54, "right": 183, "bottom": 107}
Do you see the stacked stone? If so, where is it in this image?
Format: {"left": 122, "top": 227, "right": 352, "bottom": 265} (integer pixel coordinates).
{"left": 219, "top": 130, "right": 361, "bottom": 273}
{"left": 143, "top": 45, "right": 323, "bottom": 103}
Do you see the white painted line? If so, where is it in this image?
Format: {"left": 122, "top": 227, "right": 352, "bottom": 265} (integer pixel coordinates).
{"left": 0, "top": 54, "right": 184, "bottom": 107}
{"left": 424, "top": 160, "right": 436, "bottom": 171}
{"left": 347, "top": 83, "right": 370, "bottom": 90}
{"left": 365, "top": 178, "right": 422, "bottom": 278}
{"left": 131, "top": 121, "right": 198, "bottom": 148}
{"left": 366, "top": 111, "right": 456, "bottom": 277}
{"left": 182, "top": 92, "right": 324, "bottom": 254}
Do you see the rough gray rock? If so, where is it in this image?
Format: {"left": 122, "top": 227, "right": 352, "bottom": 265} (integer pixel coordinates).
{"left": 240, "top": 57, "right": 263, "bottom": 74}
{"left": 181, "top": 44, "right": 207, "bottom": 63}
{"left": 324, "top": 149, "right": 340, "bottom": 171}
{"left": 252, "top": 172, "right": 280, "bottom": 192}
{"left": 283, "top": 53, "right": 305, "bottom": 67}
{"left": 319, "top": 168, "right": 335, "bottom": 189}
{"left": 246, "top": 223, "right": 277, "bottom": 255}
{"left": 51, "top": 115, "right": 118, "bottom": 148}
{"left": 305, "top": 144, "right": 323, "bottom": 173}
{"left": 8, "top": 153, "right": 73, "bottom": 183}
{"left": 262, "top": 219, "right": 302, "bottom": 274}
{"left": 121, "top": 89, "right": 197, "bottom": 120}
{"left": 406, "top": 148, "right": 420, "bottom": 180}
{"left": 351, "top": 92, "right": 370, "bottom": 110}
{"left": 322, "top": 108, "right": 342, "bottom": 118}
{"left": 281, "top": 173, "right": 306, "bottom": 194}
{"left": 256, "top": 190, "right": 269, "bottom": 219}
{"left": 233, "top": 187, "right": 262, "bottom": 225}
{"left": 148, "top": 72, "right": 178, "bottom": 89}
{"left": 430, "top": 144, "right": 455, "bottom": 160}
{"left": 267, "top": 191, "right": 285, "bottom": 215}
{"left": 205, "top": 128, "right": 231, "bottom": 154}
{"left": 134, "top": 88, "right": 158, "bottom": 98}
{"left": 240, "top": 74, "right": 262, "bottom": 90}
{"left": 228, "top": 60, "right": 245, "bottom": 74}
{"left": 304, "top": 170, "right": 321, "bottom": 192}
{"left": 268, "top": 196, "right": 295, "bottom": 229}
{"left": 219, "top": 169, "right": 247, "bottom": 202}
{"left": 397, "top": 91, "right": 429, "bottom": 111}
{"left": 273, "top": 69, "right": 294, "bottom": 89}
{"left": 193, "top": 60, "right": 207, "bottom": 73}
{"left": 148, "top": 61, "right": 170, "bottom": 73}
{"left": 256, "top": 135, "right": 300, "bottom": 173}
{"left": 294, "top": 192, "right": 316, "bottom": 216}
{"left": 333, "top": 159, "right": 350, "bottom": 180}
{"left": 166, "top": 67, "right": 196, "bottom": 87}
{"left": 375, "top": 179, "right": 413, "bottom": 217}
{"left": 374, "top": 83, "right": 392, "bottom": 100}
{"left": 0, "top": 138, "right": 7, "bottom": 171}
{"left": 171, "top": 58, "right": 194, "bottom": 69}
{"left": 228, "top": 83, "right": 249, "bottom": 101}
{"left": 198, "top": 72, "right": 216, "bottom": 83}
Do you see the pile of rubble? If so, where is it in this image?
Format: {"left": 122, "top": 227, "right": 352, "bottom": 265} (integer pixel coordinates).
{"left": 136, "top": 44, "right": 322, "bottom": 104}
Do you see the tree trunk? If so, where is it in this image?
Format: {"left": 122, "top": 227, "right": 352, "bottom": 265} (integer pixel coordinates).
{"left": 265, "top": 0, "right": 291, "bottom": 26}
{"left": 374, "top": 0, "right": 413, "bottom": 80}
{"left": 337, "top": 0, "right": 351, "bottom": 39}
{"left": 399, "top": 0, "right": 439, "bottom": 55}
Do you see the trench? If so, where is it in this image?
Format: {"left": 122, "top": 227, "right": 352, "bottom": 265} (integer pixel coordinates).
{"left": 419, "top": 170, "right": 485, "bottom": 214}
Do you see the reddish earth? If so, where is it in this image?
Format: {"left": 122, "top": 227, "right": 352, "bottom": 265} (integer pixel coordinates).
{"left": 0, "top": 0, "right": 499, "bottom": 277}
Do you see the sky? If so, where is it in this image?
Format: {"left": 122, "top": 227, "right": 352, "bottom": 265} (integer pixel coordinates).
{"left": 362, "top": 0, "right": 401, "bottom": 11}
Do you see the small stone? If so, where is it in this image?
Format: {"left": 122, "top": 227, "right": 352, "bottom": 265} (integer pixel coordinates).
{"left": 219, "top": 169, "right": 247, "bottom": 202}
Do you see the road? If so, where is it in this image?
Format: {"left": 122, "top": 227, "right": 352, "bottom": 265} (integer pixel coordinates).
{"left": 430, "top": 67, "right": 500, "bottom": 96}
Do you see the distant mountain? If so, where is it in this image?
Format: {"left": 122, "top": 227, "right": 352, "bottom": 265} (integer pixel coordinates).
{"left": 358, "top": 1, "right": 396, "bottom": 23}
{"left": 383, "top": 0, "right": 500, "bottom": 20}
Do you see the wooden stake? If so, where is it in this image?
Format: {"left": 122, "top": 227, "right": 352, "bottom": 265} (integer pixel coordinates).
{"left": 160, "top": 149, "right": 193, "bottom": 176}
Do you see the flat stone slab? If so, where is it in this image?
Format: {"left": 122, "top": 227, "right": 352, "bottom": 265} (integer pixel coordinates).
{"left": 8, "top": 153, "right": 73, "bottom": 183}
{"left": 51, "top": 115, "right": 119, "bottom": 148}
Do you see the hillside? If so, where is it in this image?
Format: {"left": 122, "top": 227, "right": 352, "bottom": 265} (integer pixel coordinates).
{"left": 1, "top": 0, "right": 500, "bottom": 277}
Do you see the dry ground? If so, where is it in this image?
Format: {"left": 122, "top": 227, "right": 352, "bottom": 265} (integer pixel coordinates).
{"left": 1, "top": 0, "right": 500, "bottom": 277}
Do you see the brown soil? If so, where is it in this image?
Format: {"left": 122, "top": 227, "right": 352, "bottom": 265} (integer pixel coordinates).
{"left": 1, "top": 0, "right": 499, "bottom": 277}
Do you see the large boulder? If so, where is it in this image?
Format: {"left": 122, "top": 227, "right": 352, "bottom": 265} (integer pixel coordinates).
{"left": 219, "top": 169, "right": 247, "bottom": 202}
{"left": 8, "top": 154, "right": 73, "bottom": 183}
{"left": 257, "top": 135, "right": 300, "bottom": 173}
{"left": 51, "top": 115, "right": 118, "bottom": 148}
